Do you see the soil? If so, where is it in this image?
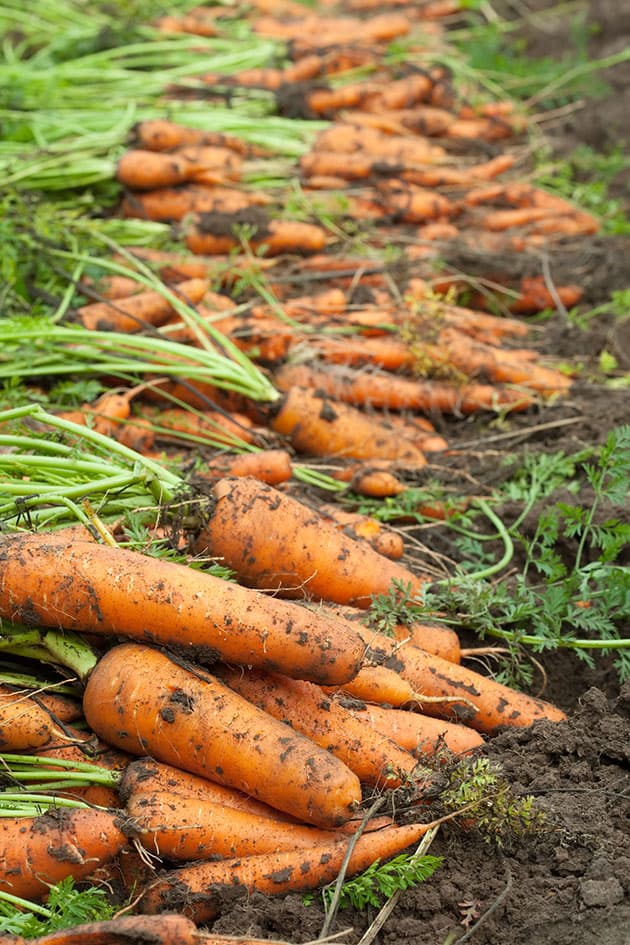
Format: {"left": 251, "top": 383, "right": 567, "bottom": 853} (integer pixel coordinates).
{"left": 201, "top": 3, "right": 630, "bottom": 945}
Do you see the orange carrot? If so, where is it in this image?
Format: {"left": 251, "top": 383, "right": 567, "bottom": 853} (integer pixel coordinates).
{"left": 317, "top": 503, "right": 405, "bottom": 560}
{"left": 132, "top": 119, "right": 252, "bottom": 154}
{"left": 0, "top": 684, "right": 73, "bottom": 751}
{"left": 375, "top": 183, "right": 456, "bottom": 222}
{"left": 76, "top": 278, "right": 209, "bottom": 332}
{"left": 322, "top": 663, "right": 431, "bottom": 708}
{"left": 349, "top": 468, "right": 406, "bottom": 498}
{"left": 184, "top": 215, "right": 328, "bottom": 256}
{"left": 218, "top": 666, "right": 420, "bottom": 789}
{"left": 313, "top": 123, "right": 446, "bottom": 162}
{"left": 116, "top": 147, "right": 242, "bottom": 190}
{"left": 127, "top": 790, "right": 349, "bottom": 861}
{"left": 0, "top": 532, "right": 365, "bottom": 686}
{"left": 0, "top": 808, "right": 129, "bottom": 901}
{"left": 79, "top": 273, "right": 144, "bottom": 301}
{"left": 355, "top": 618, "right": 462, "bottom": 667}
{"left": 269, "top": 385, "right": 427, "bottom": 462}
{"left": 119, "top": 758, "right": 296, "bottom": 822}
{"left": 362, "top": 637, "right": 567, "bottom": 733}
{"left": 345, "top": 702, "right": 484, "bottom": 756}
{"left": 83, "top": 643, "right": 362, "bottom": 827}
{"left": 3, "top": 913, "right": 232, "bottom": 945}
{"left": 121, "top": 185, "right": 272, "bottom": 222}
{"left": 140, "top": 820, "right": 438, "bottom": 922}
{"left": 198, "top": 448, "right": 294, "bottom": 485}
{"left": 508, "top": 276, "right": 583, "bottom": 314}
{"left": 273, "top": 362, "right": 535, "bottom": 414}
{"left": 141, "top": 404, "right": 259, "bottom": 447}
{"left": 193, "top": 476, "right": 430, "bottom": 606}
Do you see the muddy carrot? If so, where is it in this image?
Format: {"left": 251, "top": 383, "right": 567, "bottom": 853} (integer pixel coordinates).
{"left": 83, "top": 643, "right": 362, "bottom": 827}
{"left": 116, "top": 147, "right": 242, "bottom": 189}
{"left": 184, "top": 215, "right": 328, "bottom": 256}
{"left": 139, "top": 820, "right": 438, "bottom": 922}
{"left": 79, "top": 273, "right": 144, "bottom": 301}
{"left": 121, "top": 185, "right": 271, "bottom": 223}
{"left": 345, "top": 702, "right": 484, "bottom": 756}
{"left": 508, "top": 276, "right": 583, "bottom": 314}
{"left": 0, "top": 685, "right": 75, "bottom": 751}
{"left": 218, "top": 666, "right": 421, "bottom": 789}
{"left": 317, "top": 503, "right": 405, "bottom": 560}
{"left": 269, "top": 385, "right": 427, "bottom": 462}
{"left": 198, "top": 448, "right": 294, "bottom": 485}
{"left": 322, "top": 663, "right": 432, "bottom": 708}
{"left": 76, "top": 278, "right": 209, "bottom": 332}
{"left": 132, "top": 119, "right": 252, "bottom": 154}
{"left": 362, "top": 637, "right": 567, "bottom": 733}
{"left": 141, "top": 404, "right": 259, "bottom": 447}
{"left": 192, "top": 476, "right": 430, "bottom": 606}
{"left": 0, "top": 807, "right": 129, "bottom": 901}
{"left": 273, "top": 362, "right": 535, "bottom": 414}
{"left": 127, "top": 790, "right": 350, "bottom": 861}
{"left": 119, "top": 758, "right": 296, "bottom": 822}
{"left": 355, "top": 618, "right": 462, "bottom": 668}
{"left": 0, "top": 913, "right": 239, "bottom": 945}
{"left": 0, "top": 532, "right": 365, "bottom": 685}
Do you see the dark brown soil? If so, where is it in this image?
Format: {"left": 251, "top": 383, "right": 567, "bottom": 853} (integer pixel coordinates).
{"left": 202, "top": 3, "right": 630, "bottom": 944}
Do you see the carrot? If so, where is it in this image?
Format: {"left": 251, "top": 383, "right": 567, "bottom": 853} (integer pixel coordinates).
{"left": 119, "top": 758, "right": 296, "bottom": 822}
{"left": 317, "top": 503, "right": 405, "bottom": 560}
{"left": 75, "top": 278, "right": 209, "bottom": 332}
{"left": 349, "top": 468, "right": 406, "bottom": 498}
{"left": 117, "top": 146, "right": 242, "bottom": 190}
{"left": 272, "top": 362, "right": 535, "bottom": 414}
{"left": 28, "top": 690, "right": 83, "bottom": 724}
{"left": 155, "top": 11, "right": 219, "bottom": 36}
{"left": 322, "top": 663, "right": 431, "bottom": 707}
{"left": 132, "top": 120, "right": 252, "bottom": 155}
{"left": 184, "top": 214, "right": 328, "bottom": 256}
{"left": 0, "top": 808, "right": 129, "bottom": 901}
{"left": 269, "top": 385, "right": 427, "bottom": 462}
{"left": 362, "top": 636, "right": 567, "bottom": 733}
{"left": 479, "top": 206, "right": 566, "bottom": 231}
{"left": 313, "top": 123, "right": 447, "bottom": 162}
{"left": 141, "top": 404, "right": 259, "bottom": 447}
{"left": 0, "top": 533, "right": 366, "bottom": 686}
{"left": 356, "top": 617, "right": 462, "bottom": 667}
{"left": 508, "top": 276, "right": 583, "bottom": 314}
{"left": 367, "top": 73, "right": 439, "bottom": 110}
{"left": 128, "top": 790, "right": 351, "bottom": 861}
{"left": 83, "top": 643, "right": 362, "bottom": 827}
{"left": 0, "top": 913, "right": 265, "bottom": 945}
{"left": 121, "top": 185, "right": 271, "bottom": 223}
{"left": 0, "top": 684, "right": 74, "bottom": 751}
{"left": 198, "top": 448, "right": 294, "bottom": 486}
{"left": 345, "top": 702, "right": 485, "bottom": 756}
{"left": 139, "top": 820, "right": 438, "bottom": 922}
{"left": 218, "top": 666, "right": 420, "bottom": 789}
{"left": 375, "top": 183, "right": 456, "bottom": 222}
{"left": 193, "top": 476, "right": 429, "bottom": 606}
{"left": 79, "top": 273, "right": 144, "bottom": 301}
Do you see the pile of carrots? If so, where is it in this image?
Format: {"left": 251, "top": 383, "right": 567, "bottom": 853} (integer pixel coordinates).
{"left": 0, "top": 523, "right": 567, "bottom": 927}
{"left": 0, "top": 0, "right": 605, "bottom": 938}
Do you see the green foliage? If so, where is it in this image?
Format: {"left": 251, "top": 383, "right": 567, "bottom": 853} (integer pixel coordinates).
{"left": 441, "top": 757, "right": 545, "bottom": 848}
{"left": 305, "top": 852, "right": 442, "bottom": 910}
{"left": 534, "top": 146, "right": 629, "bottom": 235}
{"left": 0, "top": 878, "right": 114, "bottom": 936}
{"left": 422, "top": 427, "right": 630, "bottom": 683}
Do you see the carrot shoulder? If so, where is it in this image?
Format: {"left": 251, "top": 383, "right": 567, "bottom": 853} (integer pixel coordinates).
{"left": 0, "top": 532, "right": 364, "bottom": 685}
{"left": 83, "top": 643, "right": 362, "bottom": 828}
{"left": 192, "top": 476, "right": 430, "bottom": 606}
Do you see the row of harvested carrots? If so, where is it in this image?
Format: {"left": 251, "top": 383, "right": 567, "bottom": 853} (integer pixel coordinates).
{"left": 0, "top": 508, "right": 566, "bottom": 924}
